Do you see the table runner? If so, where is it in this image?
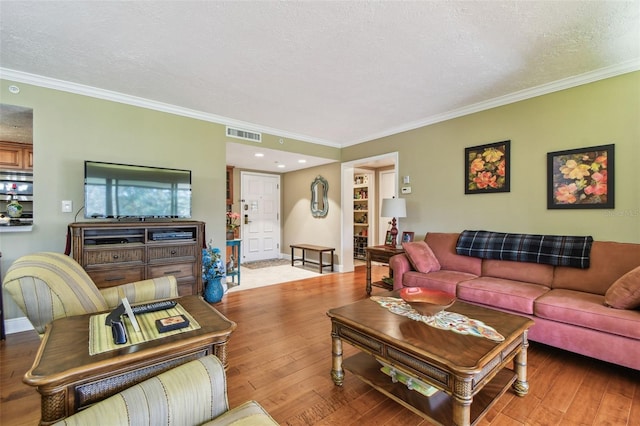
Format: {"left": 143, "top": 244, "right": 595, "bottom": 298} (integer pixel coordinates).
{"left": 89, "top": 303, "right": 201, "bottom": 355}
{"left": 371, "top": 296, "right": 504, "bottom": 342}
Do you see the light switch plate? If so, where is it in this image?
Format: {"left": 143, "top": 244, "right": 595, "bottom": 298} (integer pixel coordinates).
{"left": 61, "top": 200, "right": 73, "bottom": 213}
{"left": 401, "top": 186, "right": 412, "bottom": 194}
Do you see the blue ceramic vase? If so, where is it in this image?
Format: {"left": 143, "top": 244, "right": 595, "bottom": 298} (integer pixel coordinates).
{"left": 204, "top": 276, "right": 225, "bottom": 303}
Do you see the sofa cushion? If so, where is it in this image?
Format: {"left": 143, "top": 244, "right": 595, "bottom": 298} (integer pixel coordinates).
{"left": 402, "top": 270, "right": 477, "bottom": 295}
{"left": 553, "top": 240, "right": 640, "bottom": 295}
{"left": 402, "top": 241, "right": 441, "bottom": 273}
{"left": 535, "top": 289, "right": 640, "bottom": 340}
{"left": 482, "top": 259, "right": 554, "bottom": 287}
{"left": 457, "top": 277, "right": 550, "bottom": 315}
{"left": 604, "top": 266, "right": 640, "bottom": 309}
{"left": 425, "top": 233, "right": 481, "bottom": 275}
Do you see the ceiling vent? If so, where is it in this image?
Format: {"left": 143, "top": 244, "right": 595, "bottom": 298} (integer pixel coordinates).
{"left": 226, "top": 126, "right": 262, "bottom": 143}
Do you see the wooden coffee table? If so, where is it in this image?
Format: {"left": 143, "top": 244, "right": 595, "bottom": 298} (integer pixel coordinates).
{"left": 327, "top": 294, "right": 534, "bottom": 426}
{"left": 23, "top": 295, "right": 236, "bottom": 425}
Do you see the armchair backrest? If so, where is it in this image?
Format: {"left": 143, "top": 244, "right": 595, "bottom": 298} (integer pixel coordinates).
{"left": 54, "top": 355, "right": 230, "bottom": 426}
{"left": 3, "top": 252, "right": 108, "bottom": 334}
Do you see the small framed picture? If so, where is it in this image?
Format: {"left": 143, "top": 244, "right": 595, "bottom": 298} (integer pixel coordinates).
{"left": 384, "top": 231, "right": 393, "bottom": 246}
{"left": 401, "top": 232, "right": 414, "bottom": 243}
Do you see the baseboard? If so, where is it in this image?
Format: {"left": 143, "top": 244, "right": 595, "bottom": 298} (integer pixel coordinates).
{"left": 4, "top": 317, "right": 34, "bottom": 334}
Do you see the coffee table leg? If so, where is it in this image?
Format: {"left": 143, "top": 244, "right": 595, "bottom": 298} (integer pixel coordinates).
{"left": 331, "top": 327, "right": 344, "bottom": 386}
{"left": 452, "top": 378, "right": 472, "bottom": 426}
{"left": 513, "top": 331, "right": 530, "bottom": 396}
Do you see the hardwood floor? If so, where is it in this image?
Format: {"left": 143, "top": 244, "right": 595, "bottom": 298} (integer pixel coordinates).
{"left": 1, "top": 265, "right": 639, "bottom": 425}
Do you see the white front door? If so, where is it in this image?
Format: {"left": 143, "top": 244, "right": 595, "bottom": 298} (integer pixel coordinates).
{"left": 240, "top": 171, "right": 281, "bottom": 263}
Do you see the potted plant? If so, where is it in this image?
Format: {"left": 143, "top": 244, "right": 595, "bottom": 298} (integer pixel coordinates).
{"left": 202, "top": 241, "right": 226, "bottom": 303}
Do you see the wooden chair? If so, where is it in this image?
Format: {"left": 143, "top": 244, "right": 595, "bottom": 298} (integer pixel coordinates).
{"left": 3, "top": 252, "right": 178, "bottom": 335}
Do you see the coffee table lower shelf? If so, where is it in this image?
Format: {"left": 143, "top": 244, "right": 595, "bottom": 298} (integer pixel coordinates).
{"left": 343, "top": 353, "right": 517, "bottom": 426}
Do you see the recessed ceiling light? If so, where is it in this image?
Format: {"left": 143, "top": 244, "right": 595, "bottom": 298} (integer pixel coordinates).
{"left": 254, "top": 153, "right": 264, "bottom": 157}
{"left": 277, "top": 164, "right": 286, "bottom": 168}
{"left": 298, "top": 159, "right": 307, "bottom": 164}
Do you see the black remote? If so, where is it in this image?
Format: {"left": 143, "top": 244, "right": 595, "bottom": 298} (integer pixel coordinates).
{"left": 130, "top": 300, "right": 177, "bottom": 315}
{"left": 111, "top": 320, "right": 127, "bottom": 344}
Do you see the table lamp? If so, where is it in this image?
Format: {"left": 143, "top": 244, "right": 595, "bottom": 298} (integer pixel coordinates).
{"left": 381, "top": 197, "right": 407, "bottom": 247}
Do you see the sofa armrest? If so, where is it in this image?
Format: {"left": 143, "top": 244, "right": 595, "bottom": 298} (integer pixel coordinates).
{"left": 100, "top": 275, "right": 179, "bottom": 308}
{"left": 203, "top": 400, "right": 279, "bottom": 425}
{"left": 54, "top": 355, "right": 229, "bottom": 426}
{"left": 389, "top": 254, "right": 413, "bottom": 290}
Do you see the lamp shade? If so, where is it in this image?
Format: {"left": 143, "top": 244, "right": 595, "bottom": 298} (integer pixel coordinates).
{"left": 381, "top": 198, "right": 406, "bottom": 218}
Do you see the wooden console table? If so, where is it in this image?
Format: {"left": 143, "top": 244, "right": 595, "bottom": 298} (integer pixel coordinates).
{"left": 290, "top": 244, "right": 335, "bottom": 274}
{"left": 365, "top": 245, "right": 404, "bottom": 295}
{"left": 69, "top": 221, "right": 205, "bottom": 297}
{"left": 24, "top": 295, "right": 236, "bottom": 425}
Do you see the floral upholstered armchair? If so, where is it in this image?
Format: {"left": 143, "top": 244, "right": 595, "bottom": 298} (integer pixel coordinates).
{"left": 3, "top": 252, "right": 179, "bottom": 336}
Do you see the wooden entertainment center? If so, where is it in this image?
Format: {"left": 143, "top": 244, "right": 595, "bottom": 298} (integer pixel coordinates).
{"left": 69, "top": 221, "right": 204, "bottom": 296}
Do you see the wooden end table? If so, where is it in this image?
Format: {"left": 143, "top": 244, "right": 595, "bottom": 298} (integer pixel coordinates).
{"left": 23, "top": 295, "right": 236, "bottom": 425}
{"left": 365, "top": 245, "right": 404, "bottom": 295}
{"left": 327, "top": 294, "right": 533, "bottom": 426}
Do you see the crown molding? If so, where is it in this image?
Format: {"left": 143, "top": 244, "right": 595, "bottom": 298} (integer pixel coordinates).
{"left": 342, "top": 59, "right": 640, "bottom": 147}
{"left": 0, "top": 68, "right": 341, "bottom": 149}
{"left": 2, "top": 59, "right": 638, "bottom": 149}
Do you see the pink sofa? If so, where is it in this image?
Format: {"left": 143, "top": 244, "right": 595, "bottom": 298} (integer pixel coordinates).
{"left": 389, "top": 232, "right": 640, "bottom": 370}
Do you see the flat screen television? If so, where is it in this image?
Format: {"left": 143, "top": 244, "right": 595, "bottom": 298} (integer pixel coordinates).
{"left": 84, "top": 161, "right": 192, "bottom": 220}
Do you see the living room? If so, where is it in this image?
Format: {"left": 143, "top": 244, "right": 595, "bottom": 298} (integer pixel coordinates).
{"left": 1, "top": 2, "right": 639, "bottom": 424}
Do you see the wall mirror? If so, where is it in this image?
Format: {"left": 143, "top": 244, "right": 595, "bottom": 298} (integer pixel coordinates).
{"left": 311, "top": 175, "right": 328, "bottom": 217}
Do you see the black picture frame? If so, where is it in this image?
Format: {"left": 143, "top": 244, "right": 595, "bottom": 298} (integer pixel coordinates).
{"left": 547, "top": 144, "right": 614, "bottom": 209}
{"left": 465, "top": 140, "right": 510, "bottom": 194}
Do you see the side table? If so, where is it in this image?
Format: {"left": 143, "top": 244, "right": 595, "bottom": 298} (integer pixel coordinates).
{"left": 226, "top": 239, "right": 241, "bottom": 286}
{"left": 365, "top": 245, "right": 404, "bottom": 295}
{"left": 24, "top": 295, "right": 236, "bottom": 425}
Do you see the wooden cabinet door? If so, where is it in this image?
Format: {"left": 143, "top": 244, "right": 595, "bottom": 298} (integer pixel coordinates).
{"left": 0, "top": 142, "right": 25, "bottom": 169}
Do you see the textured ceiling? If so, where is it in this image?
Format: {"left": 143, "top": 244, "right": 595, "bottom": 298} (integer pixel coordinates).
{"left": 1, "top": 1, "right": 639, "bottom": 149}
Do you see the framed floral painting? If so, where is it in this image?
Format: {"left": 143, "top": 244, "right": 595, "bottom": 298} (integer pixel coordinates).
{"left": 465, "top": 140, "right": 510, "bottom": 194}
{"left": 547, "top": 144, "right": 614, "bottom": 209}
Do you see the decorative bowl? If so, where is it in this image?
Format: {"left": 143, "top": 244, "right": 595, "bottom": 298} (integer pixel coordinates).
{"left": 400, "top": 287, "right": 456, "bottom": 316}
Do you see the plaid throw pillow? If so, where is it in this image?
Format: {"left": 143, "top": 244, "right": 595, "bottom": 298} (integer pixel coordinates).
{"left": 456, "top": 230, "right": 593, "bottom": 269}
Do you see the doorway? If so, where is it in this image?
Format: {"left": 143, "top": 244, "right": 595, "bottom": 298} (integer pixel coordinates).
{"left": 240, "top": 171, "right": 281, "bottom": 263}
{"left": 378, "top": 169, "right": 396, "bottom": 245}
{"left": 341, "top": 152, "right": 399, "bottom": 273}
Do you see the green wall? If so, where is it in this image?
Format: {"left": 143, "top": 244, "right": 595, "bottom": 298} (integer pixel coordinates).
{"left": 282, "top": 163, "right": 342, "bottom": 264}
{"left": 0, "top": 79, "right": 337, "bottom": 320}
{"left": 343, "top": 71, "right": 640, "bottom": 243}
{"left": 1, "top": 71, "right": 638, "bottom": 323}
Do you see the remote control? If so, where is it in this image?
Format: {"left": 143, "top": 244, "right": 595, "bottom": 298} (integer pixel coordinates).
{"left": 129, "top": 300, "right": 177, "bottom": 315}
{"left": 111, "top": 320, "right": 127, "bottom": 344}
